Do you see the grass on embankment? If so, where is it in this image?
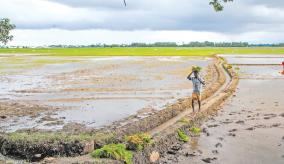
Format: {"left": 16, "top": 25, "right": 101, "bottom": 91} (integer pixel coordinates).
{"left": 3, "top": 131, "right": 114, "bottom": 144}
{"left": 0, "top": 47, "right": 283, "bottom": 56}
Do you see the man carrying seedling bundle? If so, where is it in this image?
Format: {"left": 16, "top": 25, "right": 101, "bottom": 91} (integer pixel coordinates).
{"left": 187, "top": 66, "right": 205, "bottom": 112}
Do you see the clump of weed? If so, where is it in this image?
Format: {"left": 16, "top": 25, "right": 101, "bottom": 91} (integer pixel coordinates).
{"left": 178, "top": 118, "right": 190, "bottom": 124}
{"left": 125, "top": 133, "right": 152, "bottom": 151}
{"left": 190, "top": 127, "right": 201, "bottom": 135}
{"left": 177, "top": 129, "right": 189, "bottom": 142}
{"left": 219, "top": 57, "right": 225, "bottom": 61}
{"left": 91, "top": 144, "right": 133, "bottom": 164}
{"left": 226, "top": 64, "right": 233, "bottom": 69}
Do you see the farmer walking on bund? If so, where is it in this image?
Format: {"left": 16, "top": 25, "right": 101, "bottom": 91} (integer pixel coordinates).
{"left": 187, "top": 66, "right": 205, "bottom": 112}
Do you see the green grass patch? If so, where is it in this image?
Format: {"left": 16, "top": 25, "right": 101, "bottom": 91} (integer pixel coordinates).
{"left": 189, "top": 127, "right": 201, "bottom": 135}
{"left": 0, "top": 47, "right": 283, "bottom": 56}
{"left": 91, "top": 143, "right": 133, "bottom": 164}
{"left": 177, "top": 129, "right": 189, "bottom": 142}
{"left": 125, "top": 133, "right": 152, "bottom": 151}
{"left": 5, "top": 131, "right": 114, "bottom": 144}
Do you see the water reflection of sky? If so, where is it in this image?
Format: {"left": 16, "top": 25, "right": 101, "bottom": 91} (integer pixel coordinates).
{"left": 235, "top": 65, "right": 284, "bottom": 79}
{"left": 220, "top": 54, "right": 284, "bottom": 79}
{"left": 219, "top": 54, "right": 284, "bottom": 65}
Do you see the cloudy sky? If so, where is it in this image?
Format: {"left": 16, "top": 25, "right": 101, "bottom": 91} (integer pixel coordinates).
{"left": 1, "top": 0, "right": 284, "bottom": 46}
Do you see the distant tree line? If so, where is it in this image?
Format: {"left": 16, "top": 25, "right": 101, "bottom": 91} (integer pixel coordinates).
{"left": 42, "top": 42, "right": 284, "bottom": 48}
{"left": 3, "top": 42, "right": 284, "bottom": 48}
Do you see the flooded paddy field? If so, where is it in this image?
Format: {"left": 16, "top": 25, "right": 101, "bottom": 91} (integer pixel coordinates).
{"left": 0, "top": 55, "right": 211, "bottom": 132}
{"left": 160, "top": 55, "right": 284, "bottom": 164}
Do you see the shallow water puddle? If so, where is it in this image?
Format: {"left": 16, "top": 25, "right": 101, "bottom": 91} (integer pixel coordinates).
{"left": 219, "top": 54, "right": 284, "bottom": 79}
{"left": 220, "top": 54, "right": 284, "bottom": 65}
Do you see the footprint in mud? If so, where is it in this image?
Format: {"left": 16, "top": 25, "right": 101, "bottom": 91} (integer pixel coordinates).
{"left": 202, "top": 157, "right": 217, "bottom": 163}
{"left": 215, "top": 143, "right": 222, "bottom": 148}
{"left": 229, "top": 112, "right": 236, "bottom": 115}
{"left": 208, "top": 124, "right": 219, "bottom": 128}
{"left": 270, "top": 123, "right": 281, "bottom": 128}
{"left": 167, "top": 145, "right": 182, "bottom": 155}
{"left": 235, "top": 120, "right": 245, "bottom": 124}
{"left": 212, "top": 150, "right": 218, "bottom": 154}
{"left": 246, "top": 127, "right": 255, "bottom": 131}
{"left": 221, "top": 119, "right": 233, "bottom": 124}
{"left": 228, "top": 133, "right": 236, "bottom": 137}
{"left": 217, "top": 137, "right": 224, "bottom": 141}
{"left": 263, "top": 114, "right": 277, "bottom": 120}
{"left": 254, "top": 124, "right": 266, "bottom": 128}
{"left": 228, "top": 129, "right": 237, "bottom": 132}
{"left": 202, "top": 128, "right": 210, "bottom": 136}
{"left": 185, "top": 152, "right": 197, "bottom": 157}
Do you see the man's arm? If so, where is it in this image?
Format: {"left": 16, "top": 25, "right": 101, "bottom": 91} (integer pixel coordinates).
{"left": 187, "top": 71, "right": 193, "bottom": 80}
{"left": 198, "top": 77, "right": 205, "bottom": 85}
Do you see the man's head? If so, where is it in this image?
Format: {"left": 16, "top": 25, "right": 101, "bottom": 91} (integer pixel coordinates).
{"left": 193, "top": 71, "right": 199, "bottom": 77}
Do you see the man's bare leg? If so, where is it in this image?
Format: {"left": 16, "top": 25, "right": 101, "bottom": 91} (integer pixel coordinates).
{"left": 198, "top": 100, "right": 201, "bottom": 112}
{"left": 192, "top": 100, "right": 195, "bottom": 112}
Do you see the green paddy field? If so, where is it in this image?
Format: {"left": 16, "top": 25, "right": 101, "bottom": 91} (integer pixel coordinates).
{"left": 0, "top": 47, "right": 283, "bottom": 56}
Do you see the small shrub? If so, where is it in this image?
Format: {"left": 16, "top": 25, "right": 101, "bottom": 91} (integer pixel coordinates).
{"left": 177, "top": 129, "right": 189, "bottom": 142}
{"left": 190, "top": 127, "right": 201, "bottom": 135}
{"left": 126, "top": 133, "right": 152, "bottom": 151}
{"left": 91, "top": 144, "right": 133, "bottom": 164}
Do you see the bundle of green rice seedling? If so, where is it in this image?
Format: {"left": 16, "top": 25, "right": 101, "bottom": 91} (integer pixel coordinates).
{"left": 192, "top": 66, "right": 202, "bottom": 72}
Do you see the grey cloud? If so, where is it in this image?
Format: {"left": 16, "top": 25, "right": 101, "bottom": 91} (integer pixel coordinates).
{"left": 3, "top": 0, "right": 284, "bottom": 33}
{"left": 48, "top": 0, "right": 126, "bottom": 9}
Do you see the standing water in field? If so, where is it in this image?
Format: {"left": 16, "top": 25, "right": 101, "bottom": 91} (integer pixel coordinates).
{"left": 0, "top": 55, "right": 211, "bottom": 132}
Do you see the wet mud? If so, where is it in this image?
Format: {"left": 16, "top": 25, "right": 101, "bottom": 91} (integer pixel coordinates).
{"left": 0, "top": 56, "right": 216, "bottom": 162}
{"left": 0, "top": 56, "right": 211, "bottom": 132}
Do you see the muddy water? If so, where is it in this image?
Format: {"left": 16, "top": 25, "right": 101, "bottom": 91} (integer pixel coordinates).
{"left": 161, "top": 55, "right": 284, "bottom": 164}
{"left": 0, "top": 55, "right": 211, "bottom": 132}
{"left": 220, "top": 54, "right": 284, "bottom": 65}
